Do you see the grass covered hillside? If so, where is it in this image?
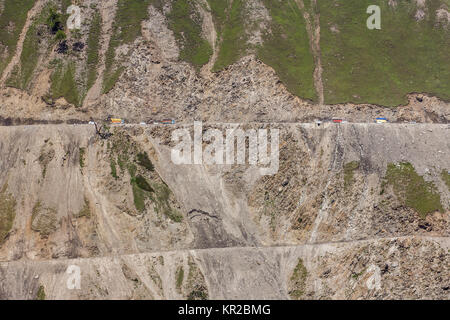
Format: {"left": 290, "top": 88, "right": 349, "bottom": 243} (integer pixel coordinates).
{"left": 0, "top": 0, "right": 35, "bottom": 76}
{"left": 207, "top": 0, "right": 316, "bottom": 101}
{"left": 0, "top": 0, "right": 448, "bottom": 107}
{"left": 319, "top": 0, "right": 450, "bottom": 106}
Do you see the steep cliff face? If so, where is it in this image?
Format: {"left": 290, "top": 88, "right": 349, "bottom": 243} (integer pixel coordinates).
{"left": 0, "top": 124, "right": 448, "bottom": 299}
{"left": 0, "top": 0, "right": 449, "bottom": 123}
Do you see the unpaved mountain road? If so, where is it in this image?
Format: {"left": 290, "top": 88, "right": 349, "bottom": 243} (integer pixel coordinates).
{"left": 1, "top": 235, "right": 448, "bottom": 300}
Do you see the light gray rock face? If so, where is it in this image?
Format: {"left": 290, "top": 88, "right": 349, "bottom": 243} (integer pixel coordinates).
{"left": 0, "top": 123, "right": 448, "bottom": 299}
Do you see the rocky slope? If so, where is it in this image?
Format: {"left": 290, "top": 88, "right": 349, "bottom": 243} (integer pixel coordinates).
{"left": 0, "top": 124, "right": 448, "bottom": 299}
{"left": 0, "top": 0, "right": 448, "bottom": 123}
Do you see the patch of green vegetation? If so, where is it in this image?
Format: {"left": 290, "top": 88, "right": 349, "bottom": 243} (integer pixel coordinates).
{"left": 38, "top": 147, "right": 55, "bottom": 179}
{"left": 207, "top": 0, "right": 316, "bottom": 98}
{"left": 6, "top": 3, "right": 66, "bottom": 90}
{"left": 86, "top": 12, "right": 102, "bottom": 90}
{"left": 76, "top": 198, "right": 91, "bottom": 219}
{"left": 110, "top": 130, "right": 182, "bottom": 220}
{"left": 36, "top": 285, "right": 46, "bottom": 300}
{"left": 79, "top": 147, "right": 86, "bottom": 168}
{"left": 0, "top": 0, "right": 35, "bottom": 75}
{"left": 289, "top": 258, "right": 308, "bottom": 300}
{"left": 343, "top": 161, "right": 360, "bottom": 189}
{"left": 0, "top": 183, "right": 16, "bottom": 247}
{"left": 110, "top": 157, "right": 118, "bottom": 179}
{"left": 167, "top": 0, "right": 213, "bottom": 69}
{"left": 48, "top": 39, "right": 90, "bottom": 105}
{"left": 153, "top": 182, "right": 169, "bottom": 207}
{"left": 127, "top": 163, "right": 137, "bottom": 178}
{"left": 46, "top": 8, "right": 63, "bottom": 33}
{"left": 31, "top": 201, "right": 59, "bottom": 237}
{"left": 318, "top": 0, "right": 450, "bottom": 106}
{"left": 258, "top": 0, "right": 317, "bottom": 101}
{"left": 302, "top": 0, "right": 313, "bottom": 12}
{"left": 176, "top": 266, "right": 184, "bottom": 291}
{"left": 134, "top": 175, "right": 154, "bottom": 193}
{"left": 385, "top": 162, "right": 443, "bottom": 218}
{"left": 137, "top": 152, "right": 154, "bottom": 171}
{"left": 50, "top": 60, "right": 81, "bottom": 107}
{"left": 128, "top": 163, "right": 150, "bottom": 212}
{"left": 441, "top": 170, "right": 450, "bottom": 191}
{"left": 206, "top": 0, "right": 229, "bottom": 36}
{"left": 208, "top": 0, "right": 247, "bottom": 71}
{"left": 62, "top": 0, "right": 73, "bottom": 11}
{"left": 6, "top": 18, "right": 40, "bottom": 89}
{"left": 131, "top": 180, "right": 146, "bottom": 212}
{"left": 103, "top": 0, "right": 151, "bottom": 93}
{"left": 55, "top": 29, "right": 66, "bottom": 41}
{"left": 152, "top": 183, "right": 183, "bottom": 222}
{"left": 166, "top": 208, "right": 183, "bottom": 223}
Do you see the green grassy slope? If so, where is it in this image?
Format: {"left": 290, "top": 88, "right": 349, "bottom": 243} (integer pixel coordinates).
{"left": 258, "top": 0, "right": 316, "bottom": 101}
{"left": 0, "top": 0, "right": 36, "bottom": 76}
{"left": 207, "top": 0, "right": 247, "bottom": 71}
{"left": 207, "top": 0, "right": 316, "bottom": 100}
{"left": 50, "top": 60, "right": 80, "bottom": 106}
{"left": 0, "top": 0, "right": 448, "bottom": 108}
{"left": 6, "top": 1, "right": 104, "bottom": 106}
{"left": 385, "top": 162, "right": 443, "bottom": 218}
{"left": 6, "top": 2, "right": 52, "bottom": 90}
{"left": 167, "top": 0, "right": 212, "bottom": 70}
{"left": 319, "top": 0, "right": 450, "bottom": 106}
{"left": 86, "top": 12, "right": 102, "bottom": 90}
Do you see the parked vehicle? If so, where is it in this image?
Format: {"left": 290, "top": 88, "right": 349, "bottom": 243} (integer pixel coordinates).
{"left": 162, "top": 119, "right": 175, "bottom": 125}
{"left": 111, "top": 118, "right": 125, "bottom": 124}
{"left": 332, "top": 118, "right": 343, "bottom": 123}
{"left": 376, "top": 117, "right": 388, "bottom": 124}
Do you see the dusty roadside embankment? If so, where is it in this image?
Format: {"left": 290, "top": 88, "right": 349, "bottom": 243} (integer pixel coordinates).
{"left": 0, "top": 123, "right": 448, "bottom": 299}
